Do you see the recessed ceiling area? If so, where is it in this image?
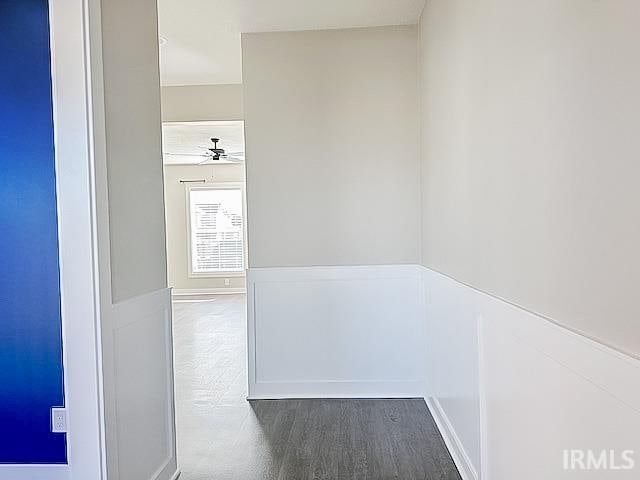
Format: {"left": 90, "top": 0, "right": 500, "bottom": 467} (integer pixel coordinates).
{"left": 158, "top": 0, "right": 425, "bottom": 86}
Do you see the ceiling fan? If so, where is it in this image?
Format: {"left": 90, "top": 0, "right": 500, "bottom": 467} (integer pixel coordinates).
{"left": 199, "top": 138, "right": 244, "bottom": 164}
{"left": 163, "top": 137, "right": 244, "bottom": 164}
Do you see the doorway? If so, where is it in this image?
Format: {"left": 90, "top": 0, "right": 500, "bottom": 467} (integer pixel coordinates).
{"left": 161, "top": 120, "right": 249, "bottom": 479}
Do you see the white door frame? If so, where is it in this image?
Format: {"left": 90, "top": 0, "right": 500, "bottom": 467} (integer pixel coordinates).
{"left": 50, "top": 0, "right": 106, "bottom": 478}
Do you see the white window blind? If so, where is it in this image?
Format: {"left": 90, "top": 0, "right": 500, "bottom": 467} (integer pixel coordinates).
{"left": 189, "top": 187, "right": 244, "bottom": 274}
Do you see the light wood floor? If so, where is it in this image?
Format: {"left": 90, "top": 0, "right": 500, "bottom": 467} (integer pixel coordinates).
{"left": 172, "top": 295, "right": 461, "bottom": 480}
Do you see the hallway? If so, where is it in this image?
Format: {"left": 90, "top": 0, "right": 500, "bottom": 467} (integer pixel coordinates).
{"left": 172, "top": 295, "right": 462, "bottom": 480}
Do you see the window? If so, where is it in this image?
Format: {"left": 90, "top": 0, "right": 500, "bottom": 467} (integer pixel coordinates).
{"left": 187, "top": 185, "right": 245, "bottom": 276}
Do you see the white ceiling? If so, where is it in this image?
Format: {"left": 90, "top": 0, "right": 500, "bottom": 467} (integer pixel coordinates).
{"left": 158, "top": 0, "right": 425, "bottom": 86}
{"left": 162, "top": 121, "right": 245, "bottom": 164}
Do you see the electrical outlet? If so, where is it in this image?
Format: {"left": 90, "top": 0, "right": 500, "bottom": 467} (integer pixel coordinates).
{"left": 224, "top": 278, "right": 230, "bottom": 287}
{"left": 51, "top": 407, "right": 67, "bottom": 433}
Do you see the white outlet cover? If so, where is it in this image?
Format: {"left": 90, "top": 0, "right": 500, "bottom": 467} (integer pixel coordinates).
{"left": 51, "top": 407, "right": 67, "bottom": 433}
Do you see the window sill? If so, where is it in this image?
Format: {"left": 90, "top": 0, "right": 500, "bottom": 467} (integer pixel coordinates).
{"left": 188, "top": 271, "right": 246, "bottom": 279}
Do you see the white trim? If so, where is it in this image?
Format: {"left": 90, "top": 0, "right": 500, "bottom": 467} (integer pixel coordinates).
{"left": 246, "top": 268, "right": 257, "bottom": 397}
{"left": 189, "top": 271, "right": 246, "bottom": 278}
{"left": 171, "top": 287, "right": 246, "bottom": 297}
{"left": 425, "top": 266, "right": 639, "bottom": 362}
{"left": 49, "top": 0, "right": 106, "bottom": 478}
{"left": 184, "top": 182, "right": 247, "bottom": 278}
{"left": 0, "top": 465, "right": 69, "bottom": 480}
{"left": 86, "top": 0, "right": 120, "bottom": 473}
{"left": 248, "top": 263, "right": 420, "bottom": 280}
{"left": 424, "top": 396, "right": 478, "bottom": 480}
{"left": 477, "top": 315, "right": 489, "bottom": 480}
{"left": 248, "top": 380, "right": 426, "bottom": 399}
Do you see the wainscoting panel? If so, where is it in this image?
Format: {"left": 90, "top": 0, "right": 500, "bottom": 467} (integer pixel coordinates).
{"left": 109, "top": 288, "right": 178, "bottom": 480}
{"left": 423, "top": 268, "right": 482, "bottom": 479}
{"left": 422, "top": 267, "right": 640, "bottom": 480}
{"left": 247, "top": 265, "right": 426, "bottom": 398}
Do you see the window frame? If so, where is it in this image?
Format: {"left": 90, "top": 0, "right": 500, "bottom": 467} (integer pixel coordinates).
{"left": 185, "top": 182, "right": 247, "bottom": 278}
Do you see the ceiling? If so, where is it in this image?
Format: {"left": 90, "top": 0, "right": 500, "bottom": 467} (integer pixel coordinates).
{"left": 162, "top": 121, "right": 245, "bottom": 165}
{"left": 158, "top": 0, "right": 425, "bottom": 86}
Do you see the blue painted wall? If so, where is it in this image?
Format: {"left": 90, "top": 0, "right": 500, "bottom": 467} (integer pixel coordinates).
{"left": 0, "top": 0, "right": 66, "bottom": 464}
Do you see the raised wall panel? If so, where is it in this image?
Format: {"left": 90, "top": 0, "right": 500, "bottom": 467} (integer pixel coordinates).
{"left": 247, "top": 265, "right": 426, "bottom": 398}
{"left": 109, "top": 289, "right": 177, "bottom": 480}
{"left": 422, "top": 267, "right": 640, "bottom": 480}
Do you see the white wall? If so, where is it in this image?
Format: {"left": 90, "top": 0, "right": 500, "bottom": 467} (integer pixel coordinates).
{"left": 242, "top": 26, "right": 420, "bottom": 268}
{"left": 419, "top": 0, "right": 640, "bottom": 356}
{"left": 418, "top": 1, "right": 640, "bottom": 478}
{"left": 161, "top": 84, "right": 243, "bottom": 122}
{"left": 100, "top": 0, "right": 167, "bottom": 303}
{"left": 163, "top": 164, "right": 246, "bottom": 293}
{"left": 241, "top": 25, "right": 423, "bottom": 398}
{"left": 89, "top": 0, "right": 178, "bottom": 479}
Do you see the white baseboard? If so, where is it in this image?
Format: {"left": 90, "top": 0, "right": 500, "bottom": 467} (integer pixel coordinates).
{"left": 171, "top": 287, "right": 246, "bottom": 298}
{"left": 248, "top": 380, "right": 426, "bottom": 399}
{"left": 247, "top": 265, "right": 426, "bottom": 399}
{"left": 0, "top": 465, "right": 69, "bottom": 480}
{"left": 424, "top": 396, "right": 478, "bottom": 480}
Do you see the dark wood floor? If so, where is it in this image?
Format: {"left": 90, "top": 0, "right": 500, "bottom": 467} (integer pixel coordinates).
{"left": 173, "top": 296, "right": 461, "bottom": 480}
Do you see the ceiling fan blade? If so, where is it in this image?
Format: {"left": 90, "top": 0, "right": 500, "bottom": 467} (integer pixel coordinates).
{"left": 164, "top": 152, "right": 207, "bottom": 157}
